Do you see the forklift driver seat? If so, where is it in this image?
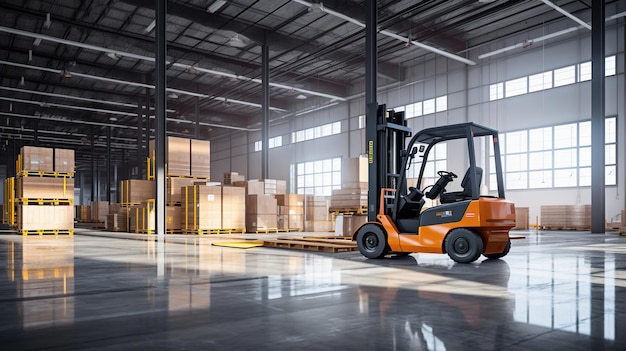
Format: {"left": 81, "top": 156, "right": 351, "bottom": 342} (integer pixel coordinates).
{"left": 440, "top": 167, "right": 482, "bottom": 204}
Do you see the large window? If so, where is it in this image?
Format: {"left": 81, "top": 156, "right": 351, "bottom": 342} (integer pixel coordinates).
{"left": 254, "top": 136, "right": 282, "bottom": 152}
{"left": 292, "top": 121, "right": 341, "bottom": 143}
{"left": 490, "top": 117, "right": 617, "bottom": 190}
{"left": 489, "top": 55, "right": 617, "bottom": 101}
{"left": 408, "top": 143, "right": 447, "bottom": 188}
{"left": 296, "top": 157, "right": 341, "bottom": 196}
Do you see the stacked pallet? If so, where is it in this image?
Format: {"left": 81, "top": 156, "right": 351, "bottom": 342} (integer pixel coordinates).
{"left": 540, "top": 205, "right": 591, "bottom": 230}
{"left": 15, "top": 146, "right": 75, "bottom": 235}
{"left": 119, "top": 179, "right": 154, "bottom": 204}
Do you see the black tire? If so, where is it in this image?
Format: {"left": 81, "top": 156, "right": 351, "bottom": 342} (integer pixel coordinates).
{"left": 484, "top": 240, "right": 511, "bottom": 260}
{"left": 356, "top": 224, "right": 387, "bottom": 259}
{"left": 444, "top": 228, "right": 484, "bottom": 263}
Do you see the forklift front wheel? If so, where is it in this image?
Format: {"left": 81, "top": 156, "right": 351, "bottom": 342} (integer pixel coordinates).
{"left": 356, "top": 224, "right": 387, "bottom": 259}
{"left": 444, "top": 228, "right": 484, "bottom": 263}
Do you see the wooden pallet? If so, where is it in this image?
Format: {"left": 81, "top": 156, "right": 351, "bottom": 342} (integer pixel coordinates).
{"left": 20, "top": 229, "right": 74, "bottom": 236}
{"left": 539, "top": 226, "right": 590, "bottom": 231}
{"left": 183, "top": 228, "right": 246, "bottom": 235}
{"left": 329, "top": 206, "right": 368, "bottom": 215}
{"left": 263, "top": 236, "right": 357, "bottom": 253}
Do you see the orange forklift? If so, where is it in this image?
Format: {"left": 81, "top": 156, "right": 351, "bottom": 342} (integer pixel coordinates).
{"left": 353, "top": 105, "right": 516, "bottom": 263}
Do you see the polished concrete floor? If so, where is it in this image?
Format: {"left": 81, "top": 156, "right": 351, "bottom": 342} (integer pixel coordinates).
{"left": 0, "top": 229, "right": 625, "bottom": 350}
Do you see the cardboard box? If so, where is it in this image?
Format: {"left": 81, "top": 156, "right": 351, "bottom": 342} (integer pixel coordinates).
{"left": 119, "top": 179, "right": 154, "bottom": 204}
{"left": 246, "top": 214, "right": 277, "bottom": 230}
{"left": 167, "top": 177, "right": 197, "bottom": 203}
{"left": 512, "top": 207, "right": 529, "bottom": 230}
{"left": 342, "top": 214, "right": 367, "bottom": 237}
{"left": 246, "top": 195, "right": 277, "bottom": 215}
{"left": 191, "top": 139, "right": 211, "bottom": 178}
{"left": 288, "top": 214, "right": 304, "bottom": 231}
{"left": 305, "top": 220, "right": 331, "bottom": 232}
{"left": 91, "top": 201, "right": 109, "bottom": 223}
{"left": 222, "top": 186, "right": 245, "bottom": 229}
{"left": 17, "top": 177, "right": 74, "bottom": 199}
{"left": 183, "top": 185, "right": 222, "bottom": 230}
{"left": 21, "top": 146, "right": 54, "bottom": 172}
{"left": 106, "top": 213, "right": 128, "bottom": 232}
{"left": 54, "top": 148, "right": 75, "bottom": 173}
{"left": 224, "top": 172, "right": 245, "bottom": 185}
{"left": 17, "top": 204, "right": 74, "bottom": 231}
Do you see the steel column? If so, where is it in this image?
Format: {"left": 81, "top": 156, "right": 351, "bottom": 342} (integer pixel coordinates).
{"left": 365, "top": 0, "right": 378, "bottom": 222}
{"left": 136, "top": 99, "right": 143, "bottom": 179}
{"left": 91, "top": 134, "right": 96, "bottom": 202}
{"left": 591, "top": 0, "right": 605, "bottom": 233}
{"left": 155, "top": 0, "right": 167, "bottom": 241}
{"left": 106, "top": 126, "right": 111, "bottom": 202}
{"left": 261, "top": 40, "right": 269, "bottom": 179}
{"left": 195, "top": 96, "right": 200, "bottom": 139}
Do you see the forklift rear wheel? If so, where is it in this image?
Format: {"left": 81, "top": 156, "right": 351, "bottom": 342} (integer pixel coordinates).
{"left": 445, "top": 229, "right": 484, "bottom": 263}
{"left": 484, "top": 240, "right": 511, "bottom": 260}
{"left": 356, "top": 224, "right": 387, "bottom": 259}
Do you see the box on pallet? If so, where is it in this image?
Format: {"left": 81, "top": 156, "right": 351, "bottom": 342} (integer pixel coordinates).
{"left": 119, "top": 179, "right": 154, "bottom": 204}
{"left": 240, "top": 179, "right": 286, "bottom": 195}
{"left": 54, "top": 148, "right": 75, "bottom": 173}
{"left": 17, "top": 204, "right": 74, "bottom": 231}
{"left": 91, "top": 201, "right": 109, "bottom": 223}
{"left": 342, "top": 214, "right": 367, "bottom": 237}
{"left": 21, "top": 146, "right": 54, "bottom": 172}
{"left": 222, "top": 186, "right": 245, "bottom": 229}
{"left": 183, "top": 185, "right": 222, "bottom": 230}
{"left": 17, "top": 177, "right": 74, "bottom": 199}
{"left": 106, "top": 213, "right": 128, "bottom": 232}
{"left": 191, "top": 139, "right": 211, "bottom": 178}
{"left": 167, "top": 177, "right": 197, "bottom": 203}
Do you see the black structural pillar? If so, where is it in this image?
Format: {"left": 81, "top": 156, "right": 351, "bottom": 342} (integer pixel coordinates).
{"left": 261, "top": 39, "right": 270, "bottom": 179}
{"left": 155, "top": 0, "right": 167, "bottom": 241}
{"left": 137, "top": 99, "right": 143, "bottom": 179}
{"left": 91, "top": 134, "right": 96, "bottom": 202}
{"left": 106, "top": 126, "right": 112, "bottom": 203}
{"left": 591, "top": 0, "right": 605, "bottom": 233}
{"left": 365, "top": 0, "right": 378, "bottom": 222}
{"left": 195, "top": 96, "right": 200, "bottom": 139}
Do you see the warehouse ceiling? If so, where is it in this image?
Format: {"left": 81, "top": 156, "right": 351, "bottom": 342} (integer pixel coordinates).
{"left": 0, "top": 0, "right": 619, "bottom": 165}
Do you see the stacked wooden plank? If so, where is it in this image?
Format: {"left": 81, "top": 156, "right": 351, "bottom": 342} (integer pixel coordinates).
{"left": 540, "top": 205, "right": 591, "bottom": 230}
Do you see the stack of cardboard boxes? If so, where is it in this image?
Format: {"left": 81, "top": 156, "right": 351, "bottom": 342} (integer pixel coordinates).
{"left": 15, "top": 146, "right": 75, "bottom": 234}
{"left": 182, "top": 184, "right": 246, "bottom": 233}
{"left": 540, "top": 205, "right": 591, "bottom": 229}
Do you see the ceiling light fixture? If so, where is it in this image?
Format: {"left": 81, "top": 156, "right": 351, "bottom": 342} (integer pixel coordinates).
{"left": 106, "top": 52, "right": 118, "bottom": 60}
{"left": 185, "top": 66, "right": 198, "bottom": 74}
{"left": 145, "top": 20, "right": 156, "bottom": 33}
{"left": 28, "top": 49, "right": 32, "bottom": 62}
{"left": 19, "top": 76, "right": 25, "bottom": 86}
{"left": 295, "top": 94, "right": 307, "bottom": 100}
{"left": 60, "top": 70, "right": 71, "bottom": 78}
{"left": 207, "top": 0, "right": 227, "bottom": 13}
{"left": 109, "top": 117, "right": 118, "bottom": 121}
{"left": 228, "top": 34, "right": 246, "bottom": 48}
{"left": 168, "top": 92, "right": 179, "bottom": 99}
{"left": 33, "top": 38, "right": 42, "bottom": 46}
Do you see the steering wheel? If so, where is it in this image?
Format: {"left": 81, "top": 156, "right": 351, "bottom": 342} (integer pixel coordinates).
{"left": 437, "top": 170, "right": 458, "bottom": 178}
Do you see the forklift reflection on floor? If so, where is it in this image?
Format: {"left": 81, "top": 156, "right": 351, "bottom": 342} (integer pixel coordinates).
{"left": 354, "top": 105, "right": 516, "bottom": 263}
{"left": 357, "top": 259, "right": 514, "bottom": 349}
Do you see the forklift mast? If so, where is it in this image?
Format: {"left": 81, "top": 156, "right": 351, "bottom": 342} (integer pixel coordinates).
{"left": 366, "top": 104, "right": 412, "bottom": 221}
